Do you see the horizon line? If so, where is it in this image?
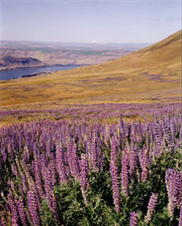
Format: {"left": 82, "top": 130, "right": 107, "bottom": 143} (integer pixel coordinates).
{"left": 0, "top": 40, "right": 152, "bottom": 45}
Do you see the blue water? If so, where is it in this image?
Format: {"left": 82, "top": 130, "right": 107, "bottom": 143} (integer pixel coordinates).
{"left": 0, "top": 65, "right": 82, "bottom": 81}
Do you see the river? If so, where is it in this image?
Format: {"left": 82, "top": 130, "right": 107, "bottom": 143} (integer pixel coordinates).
{"left": 0, "top": 65, "right": 82, "bottom": 81}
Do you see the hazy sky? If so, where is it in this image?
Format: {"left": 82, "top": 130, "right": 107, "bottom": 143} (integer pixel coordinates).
{"left": 0, "top": 0, "right": 181, "bottom": 43}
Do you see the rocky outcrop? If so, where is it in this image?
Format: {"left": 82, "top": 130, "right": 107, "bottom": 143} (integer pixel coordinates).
{"left": 0, "top": 56, "right": 45, "bottom": 70}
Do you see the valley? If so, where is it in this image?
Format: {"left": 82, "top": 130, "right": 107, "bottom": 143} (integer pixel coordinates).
{"left": 0, "top": 41, "right": 147, "bottom": 71}
{"left": 0, "top": 31, "right": 180, "bottom": 112}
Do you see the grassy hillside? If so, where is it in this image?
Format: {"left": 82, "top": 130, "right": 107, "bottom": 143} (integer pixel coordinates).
{"left": 0, "top": 30, "right": 181, "bottom": 111}
{"left": 71, "top": 30, "right": 181, "bottom": 76}
{"left": 0, "top": 41, "right": 135, "bottom": 70}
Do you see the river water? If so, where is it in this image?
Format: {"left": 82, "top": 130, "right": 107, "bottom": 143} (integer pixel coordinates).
{"left": 0, "top": 65, "right": 82, "bottom": 81}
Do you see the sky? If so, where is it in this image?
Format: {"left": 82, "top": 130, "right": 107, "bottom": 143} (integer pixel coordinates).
{"left": 0, "top": 0, "right": 181, "bottom": 43}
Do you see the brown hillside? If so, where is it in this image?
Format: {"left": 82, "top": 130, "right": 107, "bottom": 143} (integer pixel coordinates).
{"left": 0, "top": 30, "right": 181, "bottom": 110}
{"left": 70, "top": 30, "right": 181, "bottom": 76}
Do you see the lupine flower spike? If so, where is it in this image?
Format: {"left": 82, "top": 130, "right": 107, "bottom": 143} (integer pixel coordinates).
{"left": 130, "top": 212, "right": 138, "bottom": 226}
{"left": 144, "top": 193, "right": 158, "bottom": 223}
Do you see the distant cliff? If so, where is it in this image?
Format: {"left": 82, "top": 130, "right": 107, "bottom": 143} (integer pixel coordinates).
{"left": 0, "top": 41, "right": 136, "bottom": 71}
{"left": 0, "top": 56, "right": 45, "bottom": 70}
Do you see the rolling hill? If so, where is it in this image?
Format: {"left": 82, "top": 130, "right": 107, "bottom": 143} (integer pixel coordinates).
{"left": 69, "top": 30, "right": 181, "bottom": 76}
{"left": 0, "top": 30, "right": 181, "bottom": 111}
{"left": 0, "top": 41, "right": 137, "bottom": 70}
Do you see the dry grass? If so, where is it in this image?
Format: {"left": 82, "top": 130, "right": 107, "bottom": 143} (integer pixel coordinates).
{"left": 0, "top": 30, "right": 181, "bottom": 111}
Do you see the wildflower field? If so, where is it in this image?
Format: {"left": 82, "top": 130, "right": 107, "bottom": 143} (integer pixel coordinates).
{"left": 0, "top": 103, "right": 181, "bottom": 226}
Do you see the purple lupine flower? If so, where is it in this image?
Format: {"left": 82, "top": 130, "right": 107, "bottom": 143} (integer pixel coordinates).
{"left": 91, "top": 131, "right": 99, "bottom": 172}
{"left": 119, "top": 115, "right": 126, "bottom": 138}
{"left": 137, "top": 121, "right": 143, "bottom": 142}
{"left": 85, "top": 140, "right": 90, "bottom": 157}
{"left": 8, "top": 144, "right": 15, "bottom": 162}
{"left": 80, "top": 153, "right": 90, "bottom": 206}
{"left": 121, "top": 150, "right": 129, "bottom": 197}
{"left": 153, "top": 123, "right": 163, "bottom": 155}
{"left": 170, "top": 119, "right": 176, "bottom": 140}
{"left": 2, "top": 147, "right": 7, "bottom": 162}
{"left": 45, "top": 167, "right": 54, "bottom": 209}
{"left": 34, "top": 156, "right": 44, "bottom": 198}
{"left": 40, "top": 152, "right": 48, "bottom": 179}
{"left": 72, "top": 142, "right": 80, "bottom": 180}
{"left": 30, "top": 181, "right": 41, "bottom": 210}
{"left": 130, "top": 212, "right": 138, "bottom": 226}
{"left": 110, "top": 136, "right": 120, "bottom": 213}
{"left": 177, "top": 172, "right": 182, "bottom": 207}
{"left": 22, "top": 174, "right": 28, "bottom": 193}
{"left": 19, "top": 182, "right": 24, "bottom": 196}
{"left": 17, "top": 197, "right": 28, "bottom": 226}
{"left": 11, "top": 217, "right": 19, "bottom": 226}
{"left": 167, "top": 169, "right": 178, "bottom": 200}
{"left": 67, "top": 139, "right": 74, "bottom": 175}
{"left": 20, "top": 159, "right": 32, "bottom": 185}
{"left": 129, "top": 143, "right": 137, "bottom": 179}
{"left": 50, "top": 161, "right": 57, "bottom": 186}
{"left": 8, "top": 193, "right": 19, "bottom": 225}
{"left": 46, "top": 138, "right": 51, "bottom": 158}
{"left": 56, "top": 144, "right": 68, "bottom": 184}
{"left": 11, "top": 164, "right": 18, "bottom": 177}
{"left": 162, "top": 117, "right": 174, "bottom": 151}
{"left": 23, "top": 151, "right": 29, "bottom": 164}
{"left": 25, "top": 204, "right": 34, "bottom": 225}
{"left": 144, "top": 193, "right": 158, "bottom": 223}
{"left": 65, "top": 162, "right": 71, "bottom": 180}
{"left": 51, "top": 192, "right": 60, "bottom": 224}
{"left": 145, "top": 131, "right": 149, "bottom": 151}
{"left": 179, "top": 203, "right": 182, "bottom": 226}
{"left": 141, "top": 148, "right": 149, "bottom": 183}
{"left": 176, "top": 171, "right": 182, "bottom": 207}
{"left": 165, "top": 168, "right": 181, "bottom": 219}
{"left": 132, "top": 125, "right": 137, "bottom": 143}
{"left": 0, "top": 216, "right": 6, "bottom": 226}
{"left": 27, "top": 190, "right": 41, "bottom": 226}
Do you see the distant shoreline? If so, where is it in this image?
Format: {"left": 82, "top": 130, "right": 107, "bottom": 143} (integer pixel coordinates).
{"left": 0, "top": 64, "right": 88, "bottom": 81}
{"left": 0, "top": 64, "right": 88, "bottom": 72}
